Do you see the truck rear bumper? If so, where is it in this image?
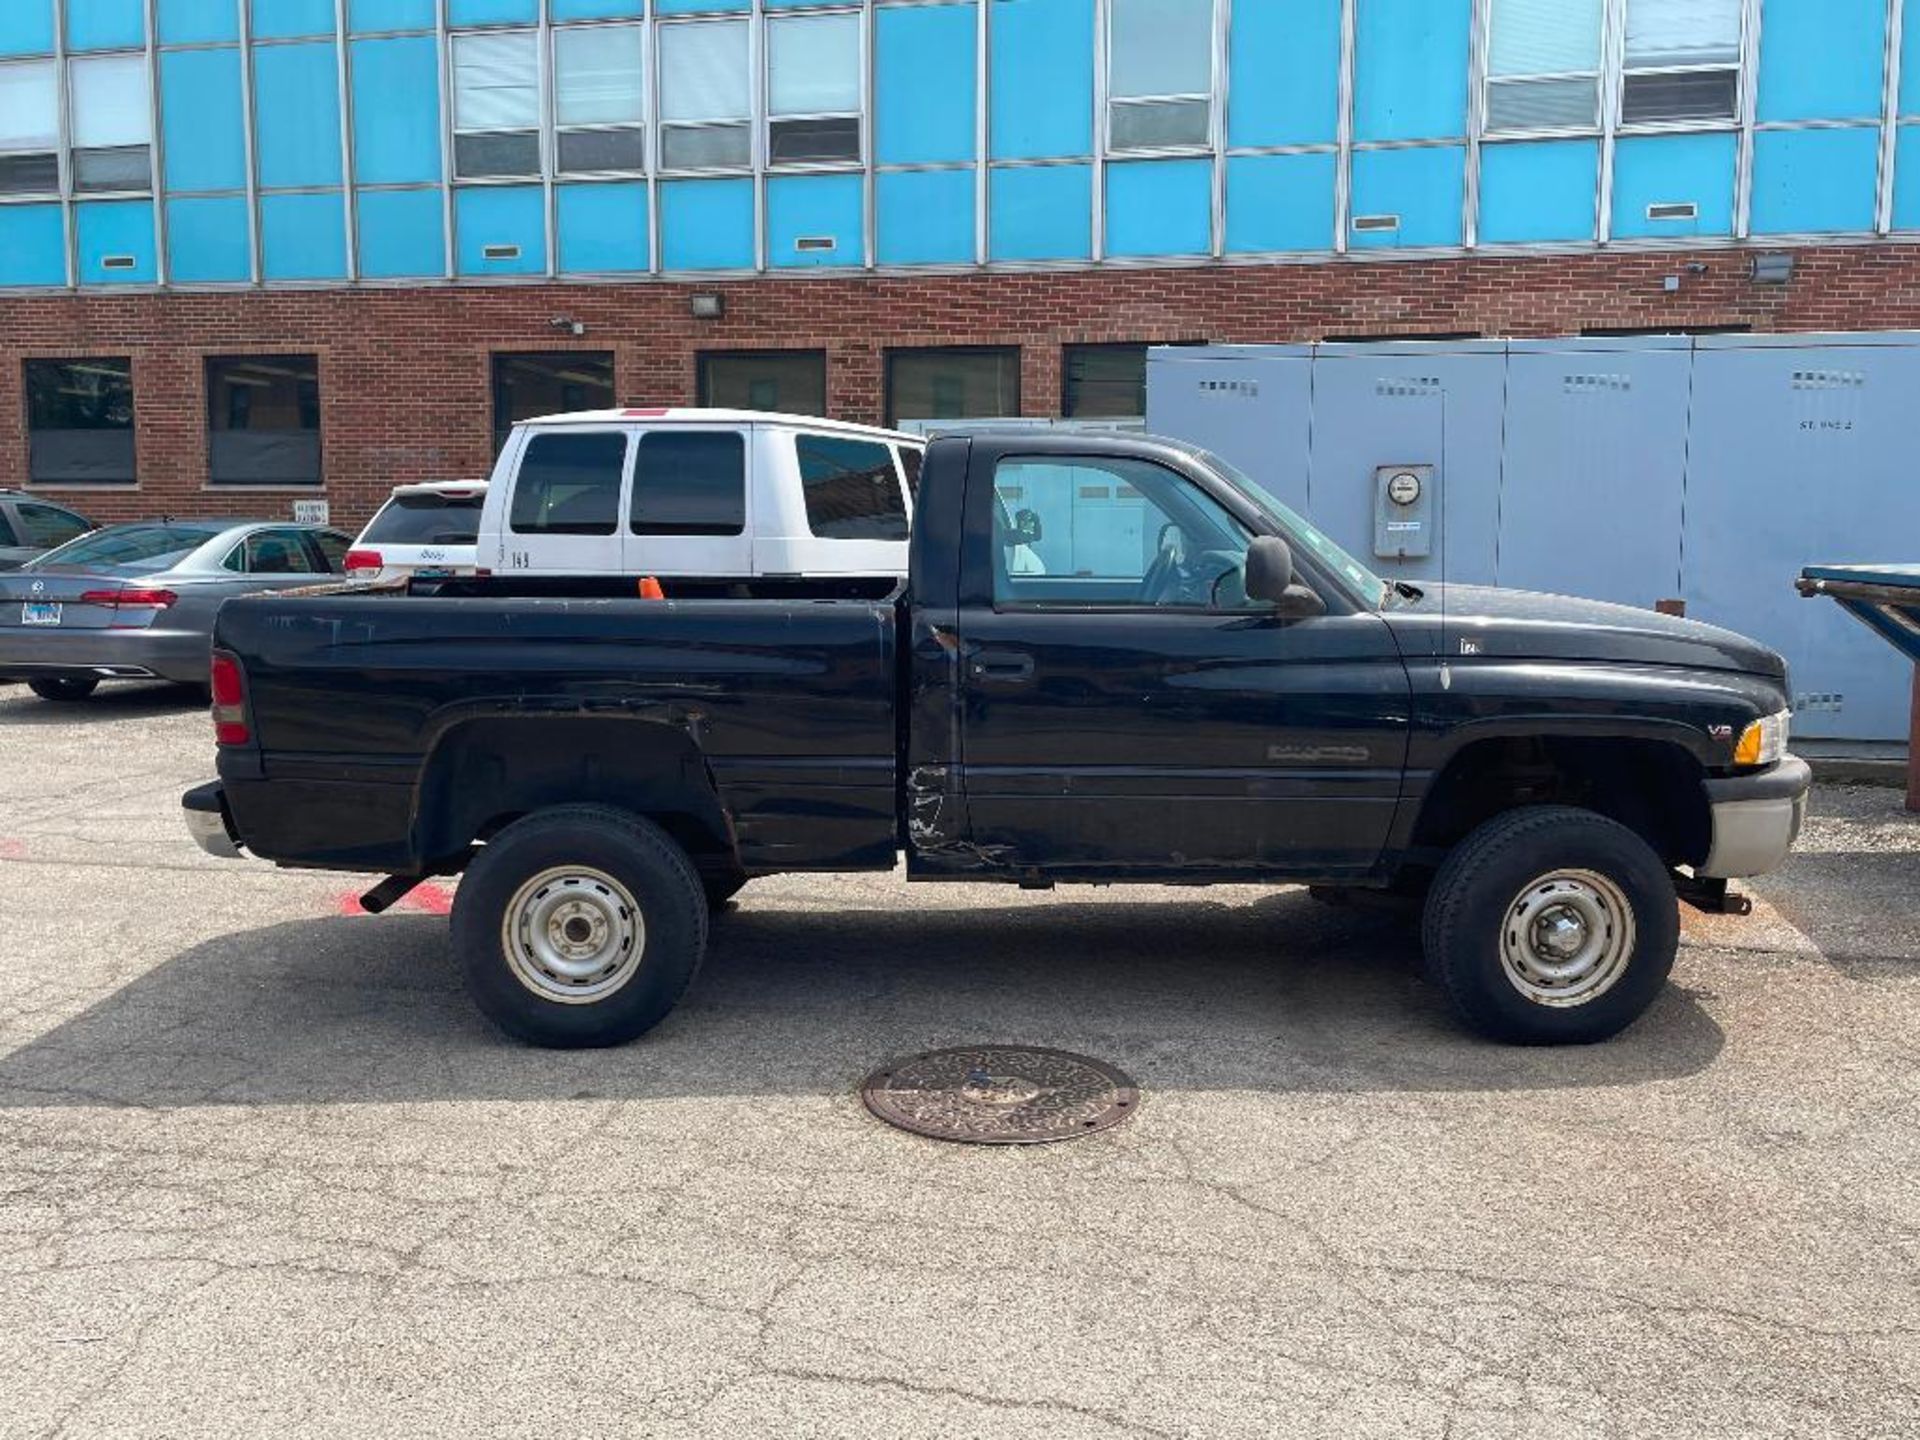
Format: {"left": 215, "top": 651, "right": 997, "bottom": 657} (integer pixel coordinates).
{"left": 1697, "top": 755, "right": 1811, "bottom": 879}
{"left": 183, "top": 781, "right": 244, "bottom": 859}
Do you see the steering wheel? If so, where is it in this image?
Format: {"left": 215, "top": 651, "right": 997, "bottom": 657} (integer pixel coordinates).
{"left": 1139, "top": 523, "right": 1188, "bottom": 606}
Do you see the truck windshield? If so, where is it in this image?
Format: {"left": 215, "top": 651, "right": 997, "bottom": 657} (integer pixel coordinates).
{"left": 1183, "top": 447, "right": 1390, "bottom": 608}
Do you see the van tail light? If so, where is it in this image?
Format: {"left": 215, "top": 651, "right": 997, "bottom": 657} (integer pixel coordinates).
{"left": 344, "top": 549, "right": 383, "bottom": 573}
{"left": 210, "top": 651, "right": 250, "bottom": 746}
{"left": 80, "top": 587, "right": 176, "bottom": 607}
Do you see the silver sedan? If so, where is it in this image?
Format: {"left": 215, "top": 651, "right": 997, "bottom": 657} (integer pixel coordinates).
{"left": 0, "top": 520, "right": 350, "bottom": 702}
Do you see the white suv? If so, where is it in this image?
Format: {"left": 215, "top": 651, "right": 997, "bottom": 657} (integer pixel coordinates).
{"left": 476, "top": 410, "right": 921, "bottom": 581}
{"left": 346, "top": 481, "right": 487, "bottom": 583}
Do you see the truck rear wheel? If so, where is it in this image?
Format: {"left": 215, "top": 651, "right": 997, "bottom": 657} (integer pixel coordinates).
{"left": 451, "top": 806, "right": 709, "bottom": 1048}
{"left": 1421, "top": 806, "right": 1677, "bottom": 1045}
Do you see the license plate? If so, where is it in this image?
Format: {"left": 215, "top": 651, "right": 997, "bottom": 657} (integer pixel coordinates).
{"left": 21, "top": 602, "right": 60, "bottom": 626}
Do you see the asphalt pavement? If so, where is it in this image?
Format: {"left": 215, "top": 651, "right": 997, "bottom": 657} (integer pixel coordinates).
{"left": 0, "top": 682, "right": 1916, "bottom": 1439}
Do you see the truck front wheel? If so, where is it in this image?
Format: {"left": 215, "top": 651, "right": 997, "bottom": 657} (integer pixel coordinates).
{"left": 1421, "top": 806, "right": 1678, "bottom": 1045}
{"left": 451, "top": 806, "right": 709, "bottom": 1048}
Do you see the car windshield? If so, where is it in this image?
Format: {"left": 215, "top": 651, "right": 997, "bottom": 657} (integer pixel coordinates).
{"left": 29, "top": 523, "right": 223, "bottom": 574}
{"left": 360, "top": 493, "right": 485, "bottom": 546}
{"left": 1184, "top": 446, "right": 1390, "bottom": 608}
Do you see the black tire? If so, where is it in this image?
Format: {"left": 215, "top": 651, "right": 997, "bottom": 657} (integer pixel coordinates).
{"left": 1421, "top": 805, "right": 1678, "bottom": 1045}
{"left": 451, "top": 805, "right": 709, "bottom": 1048}
{"left": 28, "top": 676, "right": 99, "bottom": 703}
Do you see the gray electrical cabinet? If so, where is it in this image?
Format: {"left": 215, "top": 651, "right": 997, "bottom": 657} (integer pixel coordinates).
{"left": 1146, "top": 332, "right": 1920, "bottom": 743}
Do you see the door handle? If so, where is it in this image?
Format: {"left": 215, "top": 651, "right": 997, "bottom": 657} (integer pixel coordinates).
{"left": 968, "top": 650, "right": 1035, "bottom": 682}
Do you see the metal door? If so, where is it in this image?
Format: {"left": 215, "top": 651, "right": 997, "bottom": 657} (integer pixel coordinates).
{"left": 1145, "top": 345, "right": 1314, "bottom": 512}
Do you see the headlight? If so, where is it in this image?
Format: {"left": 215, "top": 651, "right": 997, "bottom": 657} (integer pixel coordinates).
{"left": 1734, "top": 709, "right": 1790, "bottom": 767}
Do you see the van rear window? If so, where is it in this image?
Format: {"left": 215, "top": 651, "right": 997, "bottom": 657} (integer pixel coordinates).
{"left": 631, "top": 431, "right": 746, "bottom": 537}
{"left": 363, "top": 493, "right": 484, "bottom": 545}
{"left": 510, "top": 433, "right": 627, "bottom": 536}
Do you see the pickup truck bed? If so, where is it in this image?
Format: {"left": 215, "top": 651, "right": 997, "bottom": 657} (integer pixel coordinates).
{"left": 188, "top": 430, "right": 1810, "bottom": 1051}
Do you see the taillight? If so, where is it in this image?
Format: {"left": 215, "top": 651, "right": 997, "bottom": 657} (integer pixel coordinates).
{"left": 344, "top": 549, "right": 383, "bottom": 573}
{"left": 80, "top": 587, "right": 177, "bottom": 607}
{"left": 210, "top": 651, "right": 250, "bottom": 746}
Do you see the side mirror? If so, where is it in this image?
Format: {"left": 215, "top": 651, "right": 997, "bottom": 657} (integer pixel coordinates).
{"left": 1244, "top": 535, "right": 1327, "bottom": 619}
{"left": 1012, "top": 508, "right": 1043, "bottom": 547}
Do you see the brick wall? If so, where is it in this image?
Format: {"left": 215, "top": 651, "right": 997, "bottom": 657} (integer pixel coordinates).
{"left": 5, "top": 242, "right": 1920, "bottom": 531}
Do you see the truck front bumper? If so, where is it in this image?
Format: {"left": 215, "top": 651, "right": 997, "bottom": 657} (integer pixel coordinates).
{"left": 1696, "top": 755, "right": 1811, "bottom": 879}
{"left": 183, "top": 781, "right": 243, "bottom": 859}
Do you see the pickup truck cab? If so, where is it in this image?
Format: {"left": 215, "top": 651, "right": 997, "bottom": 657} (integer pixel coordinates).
{"left": 185, "top": 431, "right": 1809, "bottom": 1051}
{"left": 477, "top": 409, "right": 921, "bottom": 581}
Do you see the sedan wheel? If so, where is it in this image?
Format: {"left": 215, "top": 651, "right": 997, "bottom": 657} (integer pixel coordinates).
{"left": 28, "top": 676, "right": 99, "bottom": 702}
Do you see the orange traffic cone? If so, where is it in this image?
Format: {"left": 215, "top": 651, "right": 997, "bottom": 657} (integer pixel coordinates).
{"left": 637, "top": 576, "right": 665, "bottom": 600}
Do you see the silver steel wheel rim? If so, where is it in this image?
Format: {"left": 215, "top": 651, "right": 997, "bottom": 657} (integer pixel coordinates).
{"left": 501, "top": 866, "right": 645, "bottom": 1005}
{"left": 1499, "top": 869, "right": 1636, "bottom": 1008}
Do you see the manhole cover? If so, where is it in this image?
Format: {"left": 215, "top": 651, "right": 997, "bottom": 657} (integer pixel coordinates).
{"left": 860, "top": 1046, "right": 1139, "bottom": 1145}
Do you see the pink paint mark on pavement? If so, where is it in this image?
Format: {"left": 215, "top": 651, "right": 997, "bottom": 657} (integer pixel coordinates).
{"left": 0, "top": 839, "right": 25, "bottom": 860}
{"left": 333, "top": 880, "right": 457, "bottom": 916}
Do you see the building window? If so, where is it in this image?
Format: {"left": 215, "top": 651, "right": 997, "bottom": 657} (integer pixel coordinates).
{"left": 796, "top": 435, "right": 909, "bottom": 541}
{"left": 698, "top": 351, "right": 827, "bottom": 416}
{"left": 453, "top": 30, "right": 541, "bottom": 179}
{"left": 206, "top": 356, "right": 322, "bottom": 487}
{"left": 25, "top": 359, "right": 136, "bottom": 485}
{"left": 1485, "top": 0, "right": 1603, "bottom": 133}
{"left": 0, "top": 60, "right": 59, "bottom": 196}
{"left": 491, "top": 352, "right": 615, "bottom": 454}
{"left": 70, "top": 54, "right": 152, "bottom": 193}
{"left": 1622, "top": 0, "right": 1742, "bottom": 126}
{"left": 1063, "top": 345, "right": 1149, "bottom": 419}
{"left": 554, "top": 24, "right": 646, "bottom": 175}
{"left": 1107, "top": 0, "right": 1214, "bottom": 153}
{"left": 657, "top": 20, "right": 751, "bottom": 172}
{"left": 767, "top": 12, "right": 861, "bottom": 166}
{"left": 886, "top": 348, "right": 1021, "bottom": 428}
{"left": 632, "top": 430, "right": 746, "bottom": 537}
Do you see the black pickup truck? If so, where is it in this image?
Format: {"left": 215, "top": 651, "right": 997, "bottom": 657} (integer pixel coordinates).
{"left": 183, "top": 428, "right": 1808, "bottom": 1049}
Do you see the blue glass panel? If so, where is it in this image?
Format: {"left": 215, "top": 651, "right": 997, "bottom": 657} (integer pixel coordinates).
{"left": 1105, "top": 158, "right": 1210, "bottom": 258}
{"left": 659, "top": 177, "right": 754, "bottom": 269}
{"left": 167, "top": 196, "right": 251, "bottom": 282}
{"left": 357, "top": 187, "right": 444, "bottom": 276}
{"left": 1905, "top": 0, "right": 1920, "bottom": 115}
{"left": 0, "top": 1, "right": 54, "bottom": 56}
{"left": 261, "top": 191, "right": 346, "bottom": 279}
{"left": 1348, "top": 145, "right": 1465, "bottom": 248}
{"left": 876, "top": 3, "right": 976, "bottom": 165}
{"left": 1225, "top": 152, "right": 1336, "bottom": 253}
{"left": 252, "top": 0, "right": 335, "bottom": 39}
{"left": 1229, "top": 0, "right": 1340, "bottom": 147}
{"left": 655, "top": 0, "right": 747, "bottom": 11}
{"left": 988, "top": 163, "right": 1091, "bottom": 261}
{"left": 990, "top": 0, "right": 1094, "bottom": 160}
{"left": 447, "top": 0, "right": 536, "bottom": 24}
{"left": 348, "top": 0, "right": 436, "bottom": 30}
{"left": 765, "top": 0, "right": 845, "bottom": 7}
{"left": 1610, "top": 132, "right": 1736, "bottom": 239}
{"left": 76, "top": 201, "right": 156, "bottom": 284}
{"left": 351, "top": 36, "right": 441, "bottom": 184}
{"left": 64, "top": 0, "right": 145, "bottom": 50}
{"left": 557, "top": 182, "right": 648, "bottom": 272}
{"left": 1477, "top": 139, "right": 1598, "bottom": 244}
{"left": 1352, "top": 0, "right": 1471, "bottom": 141}
{"left": 1750, "top": 128, "right": 1880, "bottom": 234}
{"left": 161, "top": 48, "right": 247, "bottom": 193}
{"left": 0, "top": 206, "right": 65, "bottom": 285}
{"left": 454, "top": 185, "right": 546, "bottom": 274}
{"left": 254, "top": 42, "right": 343, "bottom": 189}
{"left": 767, "top": 173, "right": 862, "bottom": 268}
{"left": 1757, "top": 0, "right": 1886, "bottom": 123}
{"left": 551, "top": 0, "right": 643, "bottom": 17}
{"left": 876, "top": 169, "right": 974, "bottom": 265}
{"left": 158, "top": 0, "right": 238, "bottom": 44}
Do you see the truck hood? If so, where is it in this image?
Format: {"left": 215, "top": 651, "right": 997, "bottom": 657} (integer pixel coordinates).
{"left": 1381, "top": 583, "right": 1787, "bottom": 680}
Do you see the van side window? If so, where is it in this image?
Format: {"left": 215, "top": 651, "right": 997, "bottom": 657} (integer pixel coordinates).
{"left": 510, "top": 433, "right": 627, "bottom": 536}
{"left": 896, "top": 446, "right": 922, "bottom": 500}
{"left": 631, "top": 431, "right": 746, "bottom": 536}
{"left": 797, "top": 435, "right": 909, "bottom": 541}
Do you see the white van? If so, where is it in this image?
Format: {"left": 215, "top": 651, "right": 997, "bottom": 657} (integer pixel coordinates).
{"left": 476, "top": 409, "right": 922, "bottom": 581}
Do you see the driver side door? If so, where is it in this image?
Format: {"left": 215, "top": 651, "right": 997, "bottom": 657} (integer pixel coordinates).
{"left": 955, "top": 448, "right": 1411, "bottom": 879}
